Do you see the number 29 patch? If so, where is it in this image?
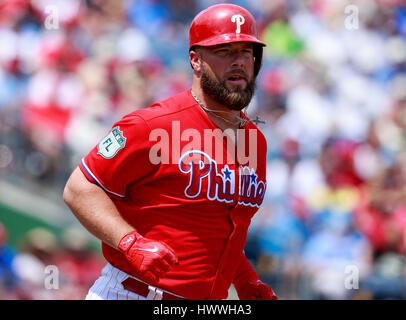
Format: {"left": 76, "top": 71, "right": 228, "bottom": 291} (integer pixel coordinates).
{"left": 97, "top": 126, "right": 126, "bottom": 159}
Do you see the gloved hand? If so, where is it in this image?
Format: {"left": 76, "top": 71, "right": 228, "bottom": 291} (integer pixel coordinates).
{"left": 118, "top": 231, "right": 178, "bottom": 284}
{"left": 235, "top": 279, "right": 278, "bottom": 300}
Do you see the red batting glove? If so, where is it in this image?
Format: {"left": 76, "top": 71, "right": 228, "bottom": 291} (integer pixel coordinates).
{"left": 236, "top": 279, "right": 278, "bottom": 300}
{"left": 118, "top": 231, "right": 178, "bottom": 284}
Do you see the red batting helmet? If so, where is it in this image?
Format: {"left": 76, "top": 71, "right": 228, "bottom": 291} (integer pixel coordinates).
{"left": 189, "top": 4, "right": 266, "bottom": 76}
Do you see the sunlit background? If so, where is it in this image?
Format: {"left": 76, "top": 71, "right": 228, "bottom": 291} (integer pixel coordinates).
{"left": 1, "top": 0, "right": 406, "bottom": 300}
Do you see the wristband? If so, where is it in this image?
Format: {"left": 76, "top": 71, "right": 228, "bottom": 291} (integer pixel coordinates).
{"left": 118, "top": 231, "right": 141, "bottom": 253}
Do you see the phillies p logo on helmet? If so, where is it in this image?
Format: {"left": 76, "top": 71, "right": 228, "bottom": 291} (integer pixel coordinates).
{"left": 231, "top": 14, "right": 245, "bottom": 34}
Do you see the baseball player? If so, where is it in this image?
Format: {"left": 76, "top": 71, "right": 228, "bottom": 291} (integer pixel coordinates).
{"left": 63, "top": 4, "right": 278, "bottom": 300}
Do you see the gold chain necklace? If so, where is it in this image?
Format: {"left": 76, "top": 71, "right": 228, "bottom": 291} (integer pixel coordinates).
{"left": 191, "top": 90, "right": 250, "bottom": 127}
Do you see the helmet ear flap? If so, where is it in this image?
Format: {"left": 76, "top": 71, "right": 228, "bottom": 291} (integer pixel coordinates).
{"left": 253, "top": 44, "right": 263, "bottom": 77}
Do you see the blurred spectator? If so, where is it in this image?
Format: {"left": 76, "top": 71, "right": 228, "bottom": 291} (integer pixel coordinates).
{"left": 7, "top": 226, "right": 104, "bottom": 299}
{"left": 300, "top": 212, "right": 373, "bottom": 300}
{"left": 53, "top": 226, "right": 105, "bottom": 299}
{"left": 11, "top": 227, "right": 59, "bottom": 299}
{"left": 353, "top": 154, "right": 406, "bottom": 256}
{"left": 0, "top": 222, "right": 20, "bottom": 299}
{"left": 358, "top": 252, "right": 406, "bottom": 300}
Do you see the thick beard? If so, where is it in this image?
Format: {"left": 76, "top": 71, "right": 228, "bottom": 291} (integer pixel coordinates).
{"left": 200, "top": 64, "right": 256, "bottom": 111}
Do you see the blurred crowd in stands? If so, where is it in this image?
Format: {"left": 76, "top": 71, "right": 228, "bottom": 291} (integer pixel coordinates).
{"left": 0, "top": 222, "right": 105, "bottom": 299}
{"left": 1, "top": 0, "right": 406, "bottom": 299}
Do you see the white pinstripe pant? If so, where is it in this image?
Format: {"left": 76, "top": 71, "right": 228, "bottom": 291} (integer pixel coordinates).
{"left": 86, "top": 263, "right": 164, "bottom": 300}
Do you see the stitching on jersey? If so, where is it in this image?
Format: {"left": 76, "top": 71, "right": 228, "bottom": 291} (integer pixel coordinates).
{"left": 81, "top": 158, "right": 126, "bottom": 198}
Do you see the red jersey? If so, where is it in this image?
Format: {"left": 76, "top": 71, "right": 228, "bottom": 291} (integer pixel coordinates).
{"left": 79, "top": 89, "right": 268, "bottom": 299}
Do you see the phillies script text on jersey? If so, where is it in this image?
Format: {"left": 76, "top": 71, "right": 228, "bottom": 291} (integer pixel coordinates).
{"left": 179, "top": 150, "right": 266, "bottom": 207}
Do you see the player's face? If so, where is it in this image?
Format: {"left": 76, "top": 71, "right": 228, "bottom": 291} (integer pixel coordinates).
{"left": 197, "top": 42, "right": 256, "bottom": 111}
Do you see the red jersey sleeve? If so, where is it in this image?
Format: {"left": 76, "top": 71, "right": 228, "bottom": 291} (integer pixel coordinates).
{"left": 78, "top": 113, "right": 156, "bottom": 198}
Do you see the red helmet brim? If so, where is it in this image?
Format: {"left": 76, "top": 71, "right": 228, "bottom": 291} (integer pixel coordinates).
{"left": 190, "top": 33, "right": 266, "bottom": 49}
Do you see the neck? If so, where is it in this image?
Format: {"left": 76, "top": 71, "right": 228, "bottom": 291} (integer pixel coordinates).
{"left": 191, "top": 82, "right": 243, "bottom": 130}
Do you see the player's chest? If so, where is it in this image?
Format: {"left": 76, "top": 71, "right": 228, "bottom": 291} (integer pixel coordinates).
{"left": 143, "top": 122, "right": 267, "bottom": 208}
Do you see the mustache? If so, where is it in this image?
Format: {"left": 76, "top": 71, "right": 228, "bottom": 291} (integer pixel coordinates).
{"left": 224, "top": 69, "right": 249, "bottom": 79}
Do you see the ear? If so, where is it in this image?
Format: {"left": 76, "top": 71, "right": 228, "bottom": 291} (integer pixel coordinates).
{"left": 189, "top": 50, "right": 201, "bottom": 73}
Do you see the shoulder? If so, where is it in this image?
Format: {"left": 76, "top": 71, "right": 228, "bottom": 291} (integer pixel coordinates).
{"left": 245, "top": 120, "right": 267, "bottom": 145}
{"left": 108, "top": 90, "right": 198, "bottom": 140}
{"left": 126, "top": 90, "right": 196, "bottom": 125}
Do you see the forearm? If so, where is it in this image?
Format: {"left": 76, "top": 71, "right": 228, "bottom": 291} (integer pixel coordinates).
{"left": 63, "top": 167, "right": 134, "bottom": 249}
{"left": 233, "top": 253, "right": 278, "bottom": 300}
{"left": 233, "top": 253, "right": 259, "bottom": 287}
